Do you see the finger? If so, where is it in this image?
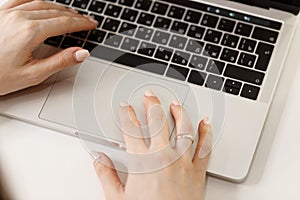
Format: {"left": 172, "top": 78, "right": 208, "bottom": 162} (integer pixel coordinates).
{"left": 37, "top": 16, "right": 98, "bottom": 41}
{"left": 144, "top": 90, "right": 170, "bottom": 150}
{"left": 23, "top": 48, "right": 89, "bottom": 86}
{"left": 0, "top": 0, "right": 33, "bottom": 9}
{"left": 25, "top": 9, "right": 82, "bottom": 20}
{"left": 12, "top": 1, "right": 71, "bottom": 12}
{"left": 192, "top": 118, "right": 212, "bottom": 171}
{"left": 94, "top": 153, "right": 124, "bottom": 199}
{"left": 170, "top": 100, "right": 194, "bottom": 162}
{"left": 118, "top": 103, "right": 147, "bottom": 154}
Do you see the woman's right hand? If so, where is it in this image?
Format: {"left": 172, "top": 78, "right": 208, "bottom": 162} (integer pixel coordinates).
{"left": 94, "top": 90, "right": 212, "bottom": 200}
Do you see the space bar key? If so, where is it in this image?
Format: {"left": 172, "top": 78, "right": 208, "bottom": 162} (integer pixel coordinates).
{"left": 90, "top": 45, "right": 168, "bottom": 75}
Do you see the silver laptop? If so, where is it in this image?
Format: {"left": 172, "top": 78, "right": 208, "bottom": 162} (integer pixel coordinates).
{"left": 0, "top": 0, "right": 299, "bottom": 182}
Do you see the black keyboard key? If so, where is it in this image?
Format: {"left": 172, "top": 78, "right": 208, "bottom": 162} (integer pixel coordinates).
{"left": 169, "top": 35, "right": 187, "bottom": 50}
{"left": 255, "top": 42, "right": 274, "bottom": 71}
{"left": 61, "top": 36, "right": 84, "bottom": 49}
{"left": 235, "top": 23, "right": 253, "bottom": 37}
{"left": 186, "top": 39, "right": 204, "bottom": 54}
{"left": 220, "top": 48, "right": 239, "bottom": 63}
{"left": 56, "top": 0, "right": 72, "bottom": 5}
{"left": 241, "top": 84, "right": 260, "bottom": 100}
{"left": 223, "top": 79, "right": 242, "bottom": 95}
{"left": 188, "top": 70, "right": 207, "bottom": 86}
{"left": 218, "top": 18, "right": 236, "bottom": 32}
{"left": 119, "top": 22, "right": 137, "bottom": 36}
{"left": 105, "top": 0, "right": 117, "bottom": 2}
{"left": 166, "top": 64, "right": 189, "bottom": 81}
{"left": 205, "top": 74, "right": 224, "bottom": 91}
{"left": 252, "top": 27, "right": 278, "bottom": 44}
{"left": 135, "top": 26, "right": 154, "bottom": 41}
{"left": 121, "top": 8, "right": 139, "bottom": 22}
{"left": 203, "top": 44, "right": 222, "bottom": 58}
{"left": 172, "top": 50, "right": 191, "bottom": 66}
{"left": 155, "top": 46, "right": 173, "bottom": 61}
{"left": 238, "top": 53, "right": 256, "bottom": 68}
{"left": 201, "top": 14, "right": 219, "bottom": 28}
{"left": 44, "top": 36, "right": 63, "bottom": 47}
{"left": 204, "top": 29, "right": 222, "bottom": 44}
{"left": 137, "top": 12, "right": 155, "bottom": 26}
{"left": 90, "top": 14, "right": 104, "bottom": 28}
{"left": 171, "top": 21, "right": 188, "bottom": 34}
{"left": 221, "top": 34, "right": 239, "bottom": 48}
{"left": 238, "top": 38, "right": 257, "bottom": 53}
{"left": 121, "top": 37, "right": 140, "bottom": 52}
{"left": 77, "top": 10, "right": 88, "bottom": 15}
{"left": 102, "top": 18, "right": 121, "bottom": 32}
{"left": 118, "top": 0, "right": 134, "bottom": 7}
{"left": 184, "top": 10, "right": 202, "bottom": 24}
{"left": 135, "top": 0, "right": 152, "bottom": 11}
{"left": 104, "top": 33, "right": 123, "bottom": 48}
{"left": 104, "top": 4, "right": 122, "bottom": 18}
{"left": 152, "top": 30, "right": 170, "bottom": 45}
{"left": 168, "top": 6, "right": 185, "bottom": 20}
{"left": 83, "top": 42, "right": 97, "bottom": 52}
{"left": 71, "top": 31, "right": 89, "bottom": 39}
{"left": 206, "top": 60, "right": 225, "bottom": 75}
{"left": 154, "top": 16, "right": 171, "bottom": 30}
{"left": 90, "top": 45, "right": 167, "bottom": 75}
{"left": 151, "top": 2, "right": 169, "bottom": 15}
{"left": 187, "top": 25, "right": 205, "bottom": 40}
{"left": 72, "top": 0, "right": 89, "bottom": 9}
{"left": 88, "top": 1, "right": 106, "bottom": 14}
{"left": 189, "top": 55, "right": 208, "bottom": 70}
{"left": 224, "top": 64, "right": 265, "bottom": 85}
{"left": 138, "top": 42, "right": 156, "bottom": 57}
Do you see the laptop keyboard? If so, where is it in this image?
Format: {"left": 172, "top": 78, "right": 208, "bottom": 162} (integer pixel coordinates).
{"left": 45, "top": 0, "right": 282, "bottom": 101}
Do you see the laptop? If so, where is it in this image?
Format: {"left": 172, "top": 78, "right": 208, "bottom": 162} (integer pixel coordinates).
{"left": 0, "top": 0, "right": 299, "bottom": 182}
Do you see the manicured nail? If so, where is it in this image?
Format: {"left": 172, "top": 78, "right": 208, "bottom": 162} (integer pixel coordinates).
{"left": 84, "top": 15, "right": 98, "bottom": 24}
{"left": 93, "top": 153, "right": 103, "bottom": 167}
{"left": 203, "top": 117, "right": 210, "bottom": 125}
{"left": 172, "top": 100, "right": 180, "bottom": 106}
{"left": 145, "top": 90, "right": 154, "bottom": 97}
{"left": 120, "top": 102, "right": 129, "bottom": 107}
{"left": 74, "top": 49, "right": 90, "bottom": 62}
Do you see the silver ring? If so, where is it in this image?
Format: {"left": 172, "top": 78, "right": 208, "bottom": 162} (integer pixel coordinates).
{"left": 175, "top": 134, "right": 194, "bottom": 144}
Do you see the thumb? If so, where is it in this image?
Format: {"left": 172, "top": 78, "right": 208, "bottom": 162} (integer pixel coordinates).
{"left": 94, "top": 153, "right": 124, "bottom": 199}
{"left": 27, "top": 47, "right": 90, "bottom": 84}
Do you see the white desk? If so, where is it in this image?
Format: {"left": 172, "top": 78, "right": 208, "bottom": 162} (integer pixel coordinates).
{"left": 1, "top": 14, "right": 300, "bottom": 200}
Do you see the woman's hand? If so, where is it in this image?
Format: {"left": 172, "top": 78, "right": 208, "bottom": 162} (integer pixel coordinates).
{"left": 0, "top": 0, "right": 98, "bottom": 95}
{"left": 94, "top": 90, "right": 212, "bottom": 200}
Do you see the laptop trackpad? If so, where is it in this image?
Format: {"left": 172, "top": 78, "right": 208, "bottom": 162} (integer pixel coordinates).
{"left": 91, "top": 66, "right": 190, "bottom": 145}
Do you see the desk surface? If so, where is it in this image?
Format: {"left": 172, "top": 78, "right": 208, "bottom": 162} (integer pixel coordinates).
{"left": 1, "top": 14, "right": 300, "bottom": 200}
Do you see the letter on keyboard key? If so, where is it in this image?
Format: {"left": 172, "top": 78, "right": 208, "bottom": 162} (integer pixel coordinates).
{"left": 172, "top": 50, "right": 191, "bottom": 66}
{"left": 203, "top": 44, "right": 222, "bottom": 58}
{"left": 151, "top": 2, "right": 169, "bottom": 15}
{"left": 72, "top": 0, "right": 89, "bottom": 9}
{"left": 184, "top": 10, "right": 202, "bottom": 24}
{"left": 152, "top": 30, "right": 170, "bottom": 45}
{"left": 138, "top": 42, "right": 157, "bottom": 57}
{"left": 169, "top": 35, "right": 187, "bottom": 50}
{"left": 224, "top": 64, "right": 265, "bottom": 85}
{"left": 187, "top": 25, "right": 205, "bottom": 40}
{"left": 201, "top": 14, "right": 219, "bottom": 28}
{"left": 166, "top": 64, "right": 189, "bottom": 81}
{"left": 135, "top": 0, "right": 152, "bottom": 11}
{"left": 168, "top": 6, "right": 185, "bottom": 20}
{"left": 88, "top": 0, "right": 106, "bottom": 14}
{"left": 155, "top": 46, "right": 173, "bottom": 61}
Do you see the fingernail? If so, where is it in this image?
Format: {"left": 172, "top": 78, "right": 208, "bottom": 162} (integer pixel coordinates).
{"left": 120, "top": 102, "right": 129, "bottom": 107}
{"left": 172, "top": 100, "right": 180, "bottom": 106}
{"left": 74, "top": 49, "right": 90, "bottom": 62}
{"left": 93, "top": 153, "right": 102, "bottom": 167}
{"left": 203, "top": 117, "right": 210, "bottom": 125}
{"left": 145, "top": 90, "right": 154, "bottom": 97}
{"left": 84, "top": 15, "right": 98, "bottom": 24}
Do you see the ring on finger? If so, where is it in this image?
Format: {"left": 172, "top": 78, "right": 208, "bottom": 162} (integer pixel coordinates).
{"left": 175, "top": 133, "right": 194, "bottom": 144}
